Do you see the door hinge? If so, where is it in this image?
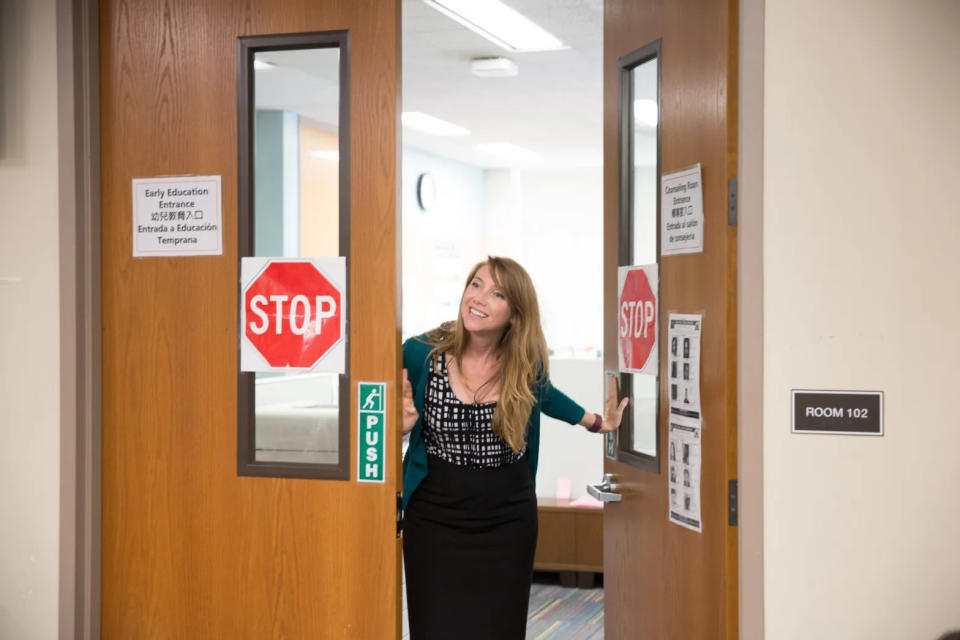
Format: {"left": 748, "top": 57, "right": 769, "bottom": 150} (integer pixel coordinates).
{"left": 728, "top": 178, "right": 738, "bottom": 227}
{"left": 397, "top": 492, "right": 403, "bottom": 538}
{"left": 728, "top": 479, "right": 738, "bottom": 526}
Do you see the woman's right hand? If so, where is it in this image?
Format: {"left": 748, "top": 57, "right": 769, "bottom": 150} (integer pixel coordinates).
{"left": 402, "top": 368, "right": 419, "bottom": 434}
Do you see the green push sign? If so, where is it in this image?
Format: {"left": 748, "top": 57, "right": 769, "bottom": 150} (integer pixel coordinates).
{"left": 358, "top": 382, "right": 386, "bottom": 483}
{"left": 605, "top": 372, "right": 618, "bottom": 459}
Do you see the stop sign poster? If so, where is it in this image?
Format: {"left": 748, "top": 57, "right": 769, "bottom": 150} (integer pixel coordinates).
{"left": 240, "top": 257, "right": 346, "bottom": 372}
{"left": 618, "top": 264, "right": 658, "bottom": 375}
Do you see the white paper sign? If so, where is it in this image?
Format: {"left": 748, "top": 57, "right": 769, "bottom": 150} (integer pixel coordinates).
{"left": 668, "top": 415, "right": 703, "bottom": 533}
{"left": 617, "top": 264, "right": 659, "bottom": 375}
{"left": 668, "top": 313, "right": 702, "bottom": 420}
{"left": 239, "top": 257, "right": 346, "bottom": 374}
{"left": 132, "top": 175, "right": 223, "bottom": 257}
{"left": 661, "top": 164, "right": 704, "bottom": 256}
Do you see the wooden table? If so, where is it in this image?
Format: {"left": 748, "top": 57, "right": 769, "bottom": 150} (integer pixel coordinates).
{"left": 534, "top": 497, "right": 603, "bottom": 588}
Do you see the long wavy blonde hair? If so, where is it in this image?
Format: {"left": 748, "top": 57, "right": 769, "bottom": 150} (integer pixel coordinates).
{"left": 423, "top": 256, "right": 549, "bottom": 452}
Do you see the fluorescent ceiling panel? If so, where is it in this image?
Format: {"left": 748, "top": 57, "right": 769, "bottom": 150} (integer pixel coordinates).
{"left": 477, "top": 142, "right": 542, "bottom": 162}
{"left": 402, "top": 111, "right": 471, "bottom": 136}
{"left": 423, "top": 0, "right": 565, "bottom": 52}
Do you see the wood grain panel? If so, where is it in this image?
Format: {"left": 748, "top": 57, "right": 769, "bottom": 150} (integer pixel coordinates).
{"left": 535, "top": 510, "right": 578, "bottom": 569}
{"left": 574, "top": 512, "right": 604, "bottom": 571}
{"left": 534, "top": 502, "right": 604, "bottom": 573}
{"left": 602, "top": 0, "right": 738, "bottom": 638}
{"left": 100, "top": 1, "right": 401, "bottom": 637}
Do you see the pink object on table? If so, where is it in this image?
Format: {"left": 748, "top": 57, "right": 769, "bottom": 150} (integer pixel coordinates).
{"left": 555, "top": 477, "right": 572, "bottom": 500}
{"left": 570, "top": 493, "right": 604, "bottom": 509}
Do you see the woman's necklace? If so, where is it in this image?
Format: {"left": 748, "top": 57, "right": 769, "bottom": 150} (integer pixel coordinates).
{"left": 458, "top": 369, "right": 476, "bottom": 392}
{"left": 450, "top": 355, "right": 497, "bottom": 402}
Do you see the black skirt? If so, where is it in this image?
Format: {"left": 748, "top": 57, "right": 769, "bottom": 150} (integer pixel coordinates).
{"left": 403, "top": 454, "right": 538, "bottom": 640}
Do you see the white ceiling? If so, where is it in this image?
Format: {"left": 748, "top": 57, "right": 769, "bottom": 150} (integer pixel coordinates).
{"left": 254, "top": 0, "right": 605, "bottom": 168}
{"left": 255, "top": 48, "right": 340, "bottom": 131}
{"left": 402, "top": 0, "right": 604, "bottom": 168}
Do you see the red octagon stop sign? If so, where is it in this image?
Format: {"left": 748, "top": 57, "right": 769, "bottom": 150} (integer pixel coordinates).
{"left": 243, "top": 260, "right": 343, "bottom": 369}
{"left": 618, "top": 265, "right": 658, "bottom": 373}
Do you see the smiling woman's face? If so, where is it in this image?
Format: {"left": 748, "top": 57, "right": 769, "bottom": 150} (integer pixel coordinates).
{"left": 460, "top": 264, "right": 512, "bottom": 336}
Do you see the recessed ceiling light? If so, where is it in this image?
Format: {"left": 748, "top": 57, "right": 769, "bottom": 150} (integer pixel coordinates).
{"left": 402, "top": 111, "right": 471, "bottom": 136}
{"left": 477, "top": 143, "right": 542, "bottom": 162}
{"left": 423, "top": 0, "right": 566, "bottom": 52}
{"left": 309, "top": 150, "right": 339, "bottom": 161}
{"left": 634, "top": 99, "right": 659, "bottom": 128}
{"left": 253, "top": 59, "right": 276, "bottom": 71}
{"left": 470, "top": 57, "right": 519, "bottom": 77}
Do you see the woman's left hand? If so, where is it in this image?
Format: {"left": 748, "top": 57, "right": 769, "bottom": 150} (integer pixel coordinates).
{"left": 600, "top": 376, "right": 629, "bottom": 433}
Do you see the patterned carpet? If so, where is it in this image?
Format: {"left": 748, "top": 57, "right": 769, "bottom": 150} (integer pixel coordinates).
{"left": 526, "top": 573, "right": 604, "bottom": 640}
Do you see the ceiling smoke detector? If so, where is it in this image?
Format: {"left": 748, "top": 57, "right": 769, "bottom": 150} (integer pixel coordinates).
{"left": 470, "top": 57, "right": 519, "bottom": 78}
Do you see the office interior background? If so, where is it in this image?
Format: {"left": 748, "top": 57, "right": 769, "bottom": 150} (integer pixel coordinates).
{"left": 1, "top": 0, "right": 959, "bottom": 638}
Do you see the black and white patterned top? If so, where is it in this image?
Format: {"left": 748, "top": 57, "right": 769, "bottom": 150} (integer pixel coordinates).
{"left": 422, "top": 354, "right": 525, "bottom": 468}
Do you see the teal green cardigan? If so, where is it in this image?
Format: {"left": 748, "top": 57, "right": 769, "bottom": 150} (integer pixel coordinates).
{"left": 401, "top": 335, "right": 586, "bottom": 509}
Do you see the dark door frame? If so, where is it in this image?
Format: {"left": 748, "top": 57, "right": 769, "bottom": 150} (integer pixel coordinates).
{"left": 57, "top": 0, "right": 101, "bottom": 638}
{"left": 738, "top": 0, "right": 766, "bottom": 637}
{"left": 56, "top": 1, "right": 765, "bottom": 638}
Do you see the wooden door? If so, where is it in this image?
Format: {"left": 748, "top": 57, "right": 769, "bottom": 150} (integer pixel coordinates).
{"left": 602, "top": 0, "right": 738, "bottom": 638}
{"left": 100, "top": 1, "right": 402, "bottom": 637}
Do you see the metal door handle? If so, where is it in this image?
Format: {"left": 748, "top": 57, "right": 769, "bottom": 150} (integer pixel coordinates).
{"left": 587, "top": 473, "right": 622, "bottom": 502}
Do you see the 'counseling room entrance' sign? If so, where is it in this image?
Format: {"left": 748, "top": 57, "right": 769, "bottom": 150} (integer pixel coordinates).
{"left": 661, "top": 163, "right": 704, "bottom": 256}
{"left": 791, "top": 390, "right": 884, "bottom": 436}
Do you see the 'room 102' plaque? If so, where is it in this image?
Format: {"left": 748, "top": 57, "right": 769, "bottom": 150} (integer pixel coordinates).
{"left": 791, "top": 390, "right": 883, "bottom": 436}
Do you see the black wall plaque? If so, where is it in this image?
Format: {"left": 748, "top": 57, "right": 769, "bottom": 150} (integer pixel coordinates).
{"left": 791, "top": 390, "right": 883, "bottom": 435}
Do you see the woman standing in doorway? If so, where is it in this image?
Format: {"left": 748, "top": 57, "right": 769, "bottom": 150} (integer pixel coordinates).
{"left": 400, "top": 256, "right": 628, "bottom": 640}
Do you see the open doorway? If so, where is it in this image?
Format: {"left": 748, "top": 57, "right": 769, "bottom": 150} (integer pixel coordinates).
{"left": 400, "top": 1, "right": 605, "bottom": 637}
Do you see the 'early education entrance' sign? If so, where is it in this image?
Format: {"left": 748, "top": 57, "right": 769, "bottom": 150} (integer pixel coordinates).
{"left": 132, "top": 175, "right": 223, "bottom": 257}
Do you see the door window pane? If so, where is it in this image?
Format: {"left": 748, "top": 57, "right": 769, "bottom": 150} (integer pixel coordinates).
{"left": 618, "top": 42, "right": 661, "bottom": 469}
{"left": 238, "top": 33, "right": 350, "bottom": 479}
{"left": 252, "top": 47, "right": 342, "bottom": 466}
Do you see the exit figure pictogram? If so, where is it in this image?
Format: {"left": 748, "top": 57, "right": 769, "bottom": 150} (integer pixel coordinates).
{"left": 362, "top": 386, "right": 382, "bottom": 410}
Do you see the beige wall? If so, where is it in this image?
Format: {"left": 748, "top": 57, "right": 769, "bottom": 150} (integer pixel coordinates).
{"left": 0, "top": 0, "right": 61, "bottom": 638}
{"left": 299, "top": 124, "right": 339, "bottom": 258}
{"left": 763, "top": 0, "right": 960, "bottom": 637}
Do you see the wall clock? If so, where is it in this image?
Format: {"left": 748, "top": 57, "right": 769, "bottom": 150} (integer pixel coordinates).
{"left": 416, "top": 172, "right": 436, "bottom": 211}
